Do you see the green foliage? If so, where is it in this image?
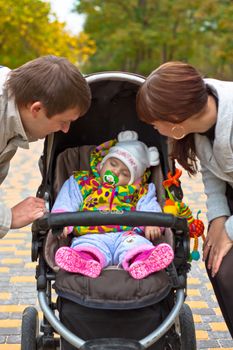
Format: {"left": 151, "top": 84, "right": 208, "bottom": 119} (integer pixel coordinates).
{"left": 74, "top": 0, "right": 233, "bottom": 78}
{"left": 0, "top": 0, "right": 95, "bottom": 68}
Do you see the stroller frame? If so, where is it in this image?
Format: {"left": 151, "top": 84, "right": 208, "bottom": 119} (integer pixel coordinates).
{"left": 21, "top": 72, "right": 195, "bottom": 350}
{"left": 38, "top": 289, "right": 184, "bottom": 349}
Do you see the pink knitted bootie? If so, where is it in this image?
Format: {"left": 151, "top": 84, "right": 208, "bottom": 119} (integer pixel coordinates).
{"left": 55, "top": 246, "right": 102, "bottom": 278}
{"left": 128, "top": 243, "right": 174, "bottom": 280}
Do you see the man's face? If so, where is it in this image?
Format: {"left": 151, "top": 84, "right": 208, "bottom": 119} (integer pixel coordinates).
{"left": 24, "top": 103, "right": 81, "bottom": 140}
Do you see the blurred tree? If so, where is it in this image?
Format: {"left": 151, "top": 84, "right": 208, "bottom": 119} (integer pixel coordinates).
{"left": 74, "top": 0, "right": 233, "bottom": 78}
{"left": 0, "top": 0, "right": 95, "bottom": 68}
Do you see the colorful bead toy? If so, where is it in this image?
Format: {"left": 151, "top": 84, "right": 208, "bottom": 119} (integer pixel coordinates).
{"left": 162, "top": 168, "right": 205, "bottom": 261}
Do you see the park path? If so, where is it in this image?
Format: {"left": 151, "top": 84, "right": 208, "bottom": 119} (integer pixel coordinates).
{"left": 0, "top": 141, "right": 233, "bottom": 350}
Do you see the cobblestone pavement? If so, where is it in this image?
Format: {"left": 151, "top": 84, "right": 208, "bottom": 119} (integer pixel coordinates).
{"left": 0, "top": 141, "right": 233, "bottom": 350}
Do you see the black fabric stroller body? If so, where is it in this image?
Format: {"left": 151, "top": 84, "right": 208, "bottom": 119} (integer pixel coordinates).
{"left": 21, "top": 72, "right": 196, "bottom": 350}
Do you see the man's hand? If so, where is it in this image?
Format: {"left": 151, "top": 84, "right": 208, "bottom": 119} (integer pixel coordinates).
{"left": 11, "top": 197, "right": 46, "bottom": 229}
{"left": 145, "top": 226, "right": 161, "bottom": 241}
{"left": 203, "top": 216, "right": 233, "bottom": 277}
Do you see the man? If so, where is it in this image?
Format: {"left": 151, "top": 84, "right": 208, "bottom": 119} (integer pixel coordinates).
{"left": 0, "top": 55, "right": 91, "bottom": 238}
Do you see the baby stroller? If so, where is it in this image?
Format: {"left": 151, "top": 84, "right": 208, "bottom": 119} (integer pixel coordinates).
{"left": 21, "top": 72, "right": 196, "bottom": 350}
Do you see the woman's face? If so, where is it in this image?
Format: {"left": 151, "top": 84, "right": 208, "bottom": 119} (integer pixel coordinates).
{"left": 151, "top": 120, "right": 178, "bottom": 138}
{"left": 151, "top": 95, "right": 217, "bottom": 139}
{"left": 100, "top": 157, "right": 131, "bottom": 186}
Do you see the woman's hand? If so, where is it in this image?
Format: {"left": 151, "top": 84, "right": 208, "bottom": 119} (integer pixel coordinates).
{"left": 11, "top": 197, "right": 45, "bottom": 229}
{"left": 145, "top": 226, "right": 161, "bottom": 241}
{"left": 203, "top": 216, "right": 233, "bottom": 277}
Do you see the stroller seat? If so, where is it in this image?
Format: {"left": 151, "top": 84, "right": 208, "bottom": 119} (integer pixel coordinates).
{"left": 44, "top": 144, "right": 174, "bottom": 309}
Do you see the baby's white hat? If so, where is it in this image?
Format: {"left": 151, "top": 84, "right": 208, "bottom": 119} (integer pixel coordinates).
{"left": 101, "top": 130, "right": 160, "bottom": 184}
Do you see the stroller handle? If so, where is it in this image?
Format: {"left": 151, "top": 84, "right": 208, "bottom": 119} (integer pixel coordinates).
{"left": 34, "top": 211, "right": 188, "bottom": 232}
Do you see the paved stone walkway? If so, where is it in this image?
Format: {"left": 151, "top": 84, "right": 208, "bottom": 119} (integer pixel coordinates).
{"left": 0, "top": 141, "right": 233, "bottom": 350}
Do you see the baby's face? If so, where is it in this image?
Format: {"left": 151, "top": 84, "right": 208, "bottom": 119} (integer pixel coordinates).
{"left": 100, "top": 157, "right": 131, "bottom": 186}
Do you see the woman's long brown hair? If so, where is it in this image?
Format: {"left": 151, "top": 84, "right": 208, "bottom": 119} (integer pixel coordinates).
{"left": 136, "top": 61, "right": 209, "bottom": 175}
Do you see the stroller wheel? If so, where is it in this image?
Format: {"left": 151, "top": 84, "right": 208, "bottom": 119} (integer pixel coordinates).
{"left": 21, "top": 306, "right": 39, "bottom": 350}
{"left": 179, "top": 303, "right": 196, "bottom": 350}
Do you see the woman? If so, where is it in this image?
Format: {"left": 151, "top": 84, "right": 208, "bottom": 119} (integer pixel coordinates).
{"left": 136, "top": 61, "right": 233, "bottom": 337}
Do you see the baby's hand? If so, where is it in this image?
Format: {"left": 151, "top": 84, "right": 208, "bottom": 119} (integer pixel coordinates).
{"left": 59, "top": 227, "right": 69, "bottom": 239}
{"left": 145, "top": 226, "right": 161, "bottom": 241}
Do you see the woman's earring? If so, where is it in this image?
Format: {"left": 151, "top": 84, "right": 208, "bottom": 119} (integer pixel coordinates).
{"left": 171, "top": 125, "right": 186, "bottom": 140}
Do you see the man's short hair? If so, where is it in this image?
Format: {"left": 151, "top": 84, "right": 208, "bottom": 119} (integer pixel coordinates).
{"left": 7, "top": 55, "right": 91, "bottom": 117}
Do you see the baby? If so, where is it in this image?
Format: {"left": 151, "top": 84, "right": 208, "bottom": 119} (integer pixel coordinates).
{"left": 53, "top": 130, "right": 174, "bottom": 279}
